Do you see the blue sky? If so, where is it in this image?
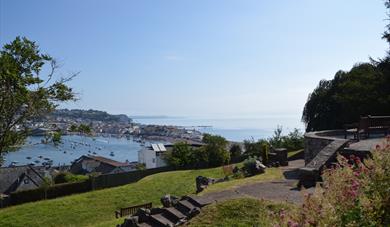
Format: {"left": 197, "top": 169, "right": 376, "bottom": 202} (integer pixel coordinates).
{"left": 1, "top": 0, "right": 388, "bottom": 118}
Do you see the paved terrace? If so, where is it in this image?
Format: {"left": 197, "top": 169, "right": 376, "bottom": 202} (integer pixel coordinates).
{"left": 320, "top": 133, "right": 387, "bottom": 152}
{"left": 198, "top": 159, "right": 313, "bottom": 205}
{"left": 347, "top": 137, "right": 386, "bottom": 152}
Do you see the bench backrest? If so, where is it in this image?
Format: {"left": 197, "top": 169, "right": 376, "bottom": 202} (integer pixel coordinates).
{"left": 368, "top": 115, "right": 390, "bottom": 127}
{"left": 119, "top": 202, "right": 152, "bottom": 217}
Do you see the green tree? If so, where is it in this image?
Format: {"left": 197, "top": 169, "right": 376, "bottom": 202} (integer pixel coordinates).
{"left": 302, "top": 63, "right": 390, "bottom": 131}
{"left": 268, "top": 125, "right": 283, "bottom": 148}
{"left": 51, "top": 131, "right": 62, "bottom": 145}
{"left": 166, "top": 142, "right": 193, "bottom": 168}
{"left": 244, "top": 139, "right": 269, "bottom": 163}
{"left": 229, "top": 144, "right": 242, "bottom": 161}
{"left": 243, "top": 139, "right": 264, "bottom": 157}
{"left": 302, "top": 1, "right": 390, "bottom": 132}
{"left": 78, "top": 124, "right": 92, "bottom": 135}
{"left": 69, "top": 124, "right": 78, "bottom": 132}
{"left": 0, "top": 37, "right": 76, "bottom": 157}
{"left": 202, "top": 134, "right": 230, "bottom": 167}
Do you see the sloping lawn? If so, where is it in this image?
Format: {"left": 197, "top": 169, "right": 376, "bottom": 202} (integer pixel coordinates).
{"left": 0, "top": 165, "right": 284, "bottom": 227}
{"left": 188, "top": 198, "right": 295, "bottom": 227}
{"left": 0, "top": 167, "right": 224, "bottom": 227}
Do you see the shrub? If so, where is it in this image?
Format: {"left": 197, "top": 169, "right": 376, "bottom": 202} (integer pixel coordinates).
{"left": 54, "top": 172, "right": 88, "bottom": 184}
{"left": 279, "top": 139, "right": 390, "bottom": 226}
{"left": 243, "top": 156, "right": 264, "bottom": 176}
{"left": 243, "top": 139, "right": 271, "bottom": 164}
{"left": 268, "top": 126, "right": 304, "bottom": 151}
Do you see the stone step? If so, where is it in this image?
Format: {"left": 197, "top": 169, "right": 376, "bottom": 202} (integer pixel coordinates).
{"left": 183, "top": 195, "right": 211, "bottom": 208}
{"left": 164, "top": 207, "right": 187, "bottom": 221}
{"left": 176, "top": 200, "right": 196, "bottom": 214}
{"left": 137, "top": 222, "right": 153, "bottom": 227}
{"left": 149, "top": 213, "right": 174, "bottom": 227}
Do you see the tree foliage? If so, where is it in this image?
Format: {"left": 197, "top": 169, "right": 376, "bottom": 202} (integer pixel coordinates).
{"left": 166, "top": 141, "right": 194, "bottom": 168}
{"left": 202, "top": 134, "right": 230, "bottom": 167}
{"left": 0, "top": 37, "right": 76, "bottom": 156}
{"left": 229, "top": 144, "right": 242, "bottom": 161}
{"left": 166, "top": 134, "right": 230, "bottom": 168}
{"left": 302, "top": 2, "right": 390, "bottom": 131}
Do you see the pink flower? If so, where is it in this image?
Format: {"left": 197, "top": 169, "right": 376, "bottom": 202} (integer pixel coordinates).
{"left": 287, "top": 221, "right": 299, "bottom": 227}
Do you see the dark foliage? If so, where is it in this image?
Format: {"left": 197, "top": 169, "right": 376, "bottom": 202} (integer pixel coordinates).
{"left": 302, "top": 2, "right": 390, "bottom": 131}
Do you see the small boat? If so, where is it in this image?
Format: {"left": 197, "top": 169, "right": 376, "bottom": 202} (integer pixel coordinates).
{"left": 110, "top": 152, "right": 114, "bottom": 156}
{"left": 34, "top": 160, "right": 40, "bottom": 164}
{"left": 38, "top": 155, "right": 43, "bottom": 159}
{"left": 92, "top": 152, "right": 97, "bottom": 155}
{"left": 44, "top": 157, "right": 50, "bottom": 161}
{"left": 26, "top": 156, "right": 32, "bottom": 160}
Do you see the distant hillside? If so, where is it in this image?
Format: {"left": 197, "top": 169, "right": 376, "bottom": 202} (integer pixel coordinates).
{"left": 43, "top": 109, "right": 132, "bottom": 123}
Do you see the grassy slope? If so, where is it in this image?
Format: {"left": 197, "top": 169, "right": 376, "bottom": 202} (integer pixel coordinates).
{"left": 0, "top": 166, "right": 282, "bottom": 227}
{"left": 188, "top": 198, "right": 294, "bottom": 227}
{"left": 0, "top": 168, "right": 223, "bottom": 227}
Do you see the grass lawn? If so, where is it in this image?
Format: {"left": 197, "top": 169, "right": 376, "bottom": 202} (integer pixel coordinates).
{"left": 0, "top": 165, "right": 283, "bottom": 227}
{"left": 0, "top": 167, "right": 223, "bottom": 227}
{"left": 187, "top": 198, "right": 295, "bottom": 227}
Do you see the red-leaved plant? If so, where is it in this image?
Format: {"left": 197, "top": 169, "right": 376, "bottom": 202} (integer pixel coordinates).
{"left": 275, "top": 137, "right": 390, "bottom": 226}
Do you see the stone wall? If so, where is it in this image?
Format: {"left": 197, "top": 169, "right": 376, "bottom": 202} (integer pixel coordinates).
{"left": 304, "top": 130, "right": 346, "bottom": 164}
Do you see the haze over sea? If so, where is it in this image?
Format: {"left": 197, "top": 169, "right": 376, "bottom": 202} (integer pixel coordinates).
{"left": 132, "top": 115, "right": 304, "bottom": 142}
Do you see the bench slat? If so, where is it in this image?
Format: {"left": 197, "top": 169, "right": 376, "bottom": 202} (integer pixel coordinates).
{"left": 115, "top": 202, "right": 152, "bottom": 218}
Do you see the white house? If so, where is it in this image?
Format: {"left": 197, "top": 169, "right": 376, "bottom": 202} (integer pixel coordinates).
{"left": 138, "top": 143, "right": 168, "bottom": 169}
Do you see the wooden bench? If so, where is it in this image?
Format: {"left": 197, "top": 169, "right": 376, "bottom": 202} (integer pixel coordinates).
{"left": 367, "top": 115, "right": 390, "bottom": 136}
{"left": 115, "top": 202, "right": 152, "bottom": 218}
{"left": 344, "top": 116, "right": 390, "bottom": 141}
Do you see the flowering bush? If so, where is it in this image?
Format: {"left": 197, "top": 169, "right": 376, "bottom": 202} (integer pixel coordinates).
{"left": 276, "top": 138, "right": 390, "bottom": 227}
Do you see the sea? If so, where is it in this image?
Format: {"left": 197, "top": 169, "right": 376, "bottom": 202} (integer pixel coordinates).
{"left": 2, "top": 116, "right": 304, "bottom": 167}
{"left": 133, "top": 116, "right": 304, "bottom": 142}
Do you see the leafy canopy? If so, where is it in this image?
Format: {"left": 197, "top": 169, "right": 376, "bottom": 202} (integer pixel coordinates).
{"left": 0, "top": 37, "right": 76, "bottom": 157}
{"left": 302, "top": 1, "right": 390, "bottom": 131}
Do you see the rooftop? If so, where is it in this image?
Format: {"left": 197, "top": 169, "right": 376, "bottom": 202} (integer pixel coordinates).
{"left": 84, "top": 155, "right": 134, "bottom": 167}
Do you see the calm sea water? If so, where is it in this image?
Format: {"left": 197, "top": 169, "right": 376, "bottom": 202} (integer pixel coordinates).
{"left": 2, "top": 135, "right": 142, "bottom": 167}
{"left": 133, "top": 116, "right": 305, "bottom": 142}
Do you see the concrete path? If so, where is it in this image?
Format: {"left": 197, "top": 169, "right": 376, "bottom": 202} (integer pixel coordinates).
{"left": 198, "top": 159, "right": 312, "bottom": 204}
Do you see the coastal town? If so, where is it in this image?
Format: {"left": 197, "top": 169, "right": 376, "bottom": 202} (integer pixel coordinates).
{"left": 1, "top": 1, "right": 390, "bottom": 226}
{"left": 28, "top": 109, "right": 203, "bottom": 142}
